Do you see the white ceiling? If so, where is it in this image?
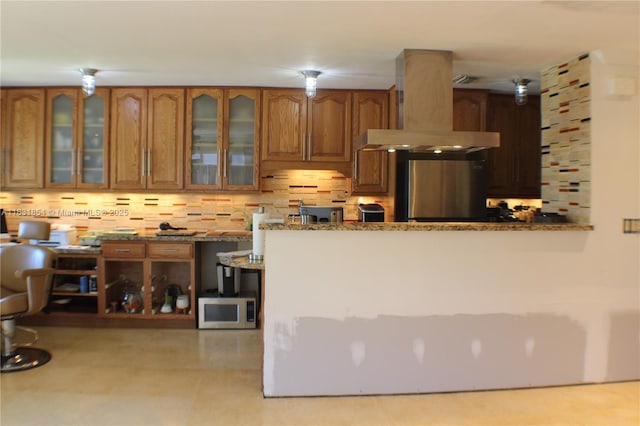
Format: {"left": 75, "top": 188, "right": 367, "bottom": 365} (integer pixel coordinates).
{"left": 1, "top": 1, "right": 639, "bottom": 95}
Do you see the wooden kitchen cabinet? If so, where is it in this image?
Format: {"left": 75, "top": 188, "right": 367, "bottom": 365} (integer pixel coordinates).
{"left": 261, "top": 89, "right": 351, "bottom": 174}
{"left": 48, "top": 253, "right": 100, "bottom": 314}
{"left": 261, "top": 89, "right": 306, "bottom": 162}
{"left": 352, "top": 90, "right": 389, "bottom": 194}
{"left": 100, "top": 241, "right": 197, "bottom": 322}
{"left": 453, "top": 89, "right": 488, "bottom": 131}
{"left": 486, "top": 93, "right": 541, "bottom": 198}
{"left": 2, "top": 88, "right": 45, "bottom": 189}
{"left": 45, "top": 88, "right": 110, "bottom": 189}
{"left": 186, "top": 88, "right": 260, "bottom": 191}
{"left": 110, "top": 88, "right": 184, "bottom": 190}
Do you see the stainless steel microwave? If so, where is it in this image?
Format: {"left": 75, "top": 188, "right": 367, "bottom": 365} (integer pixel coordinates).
{"left": 198, "top": 291, "right": 256, "bottom": 329}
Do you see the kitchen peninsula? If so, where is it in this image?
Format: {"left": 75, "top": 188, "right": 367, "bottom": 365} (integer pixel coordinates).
{"left": 259, "top": 222, "right": 638, "bottom": 397}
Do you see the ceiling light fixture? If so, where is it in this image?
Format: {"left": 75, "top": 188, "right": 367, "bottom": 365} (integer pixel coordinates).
{"left": 513, "top": 78, "right": 531, "bottom": 106}
{"left": 79, "top": 68, "right": 98, "bottom": 96}
{"left": 301, "top": 70, "right": 321, "bottom": 98}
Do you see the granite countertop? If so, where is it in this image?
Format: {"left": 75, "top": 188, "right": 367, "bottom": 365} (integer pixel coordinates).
{"left": 53, "top": 246, "right": 102, "bottom": 255}
{"left": 261, "top": 222, "right": 594, "bottom": 231}
{"left": 217, "top": 255, "right": 264, "bottom": 270}
{"left": 98, "top": 230, "right": 253, "bottom": 242}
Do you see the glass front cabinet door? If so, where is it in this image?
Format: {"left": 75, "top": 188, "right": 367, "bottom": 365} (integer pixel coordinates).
{"left": 225, "top": 89, "right": 260, "bottom": 190}
{"left": 186, "top": 88, "right": 259, "bottom": 191}
{"left": 186, "top": 88, "right": 222, "bottom": 189}
{"left": 45, "top": 88, "right": 109, "bottom": 188}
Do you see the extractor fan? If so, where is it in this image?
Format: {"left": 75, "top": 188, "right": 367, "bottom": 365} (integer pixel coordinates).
{"left": 452, "top": 73, "right": 539, "bottom": 97}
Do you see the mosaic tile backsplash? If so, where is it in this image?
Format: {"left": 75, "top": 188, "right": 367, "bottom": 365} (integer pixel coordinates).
{"left": 540, "top": 54, "right": 591, "bottom": 224}
{"left": 1, "top": 170, "right": 392, "bottom": 235}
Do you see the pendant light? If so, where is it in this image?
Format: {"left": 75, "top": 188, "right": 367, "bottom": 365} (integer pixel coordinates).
{"left": 79, "top": 68, "right": 98, "bottom": 96}
{"left": 513, "top": 78, "right": 531, "bottom": 106}
{"left": 301, "top": 70, "right": 321, "bottom": 98}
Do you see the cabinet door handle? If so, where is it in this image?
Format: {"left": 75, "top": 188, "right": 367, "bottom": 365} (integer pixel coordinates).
{"left": 353, "top": 151, "right": 359, "bottom": 183}
{"left": 223, "top": 149, "right": 227, "bottom": 177}
{"left": 216, "top": 148, "right": 222, "bottom": 178}
{"left": 301, "top": 132, "right": 306, "bottom": 160}
{"left": 70, "top": 149, "right": 75, "bottom": 176}
{"left": 141, "top": 150, "right": 146, "bottom": 177}
{"left": 161, "top": 249, "right": 178, "bottom": 253}
{"left": 115, "top": 248, "right": 130, "bottom": 253}
{"left": 147, "top": 149, "right": 152, "bottom": 176}
{"left": 77, "top": 149, "right": 82, "bottom": 176}
{"left": 307, "top": 133, "right": 312, "bottom": 161}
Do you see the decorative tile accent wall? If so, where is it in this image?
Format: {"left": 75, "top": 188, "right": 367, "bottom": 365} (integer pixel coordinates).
{"left": 0, "top": 170, "right": 392, "bottom": 235}
{"left": 540, "top": 53, "right": 591, "bottom": 224}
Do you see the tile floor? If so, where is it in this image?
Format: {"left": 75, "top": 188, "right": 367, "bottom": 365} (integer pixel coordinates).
{"left": 1, "top": 326, "right": 638, "bottom": 426}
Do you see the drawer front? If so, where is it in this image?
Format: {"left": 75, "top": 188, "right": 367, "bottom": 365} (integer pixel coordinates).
{"left": 148, "top": 243, "right": 193, "bottom": 259}
{"left": 102, "top": 242, "right": 146, "bottom": 258}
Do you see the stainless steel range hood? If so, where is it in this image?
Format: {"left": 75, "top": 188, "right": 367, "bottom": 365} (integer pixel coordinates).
{"left": 356, "top": 49, "right": 499, "bottom": 153}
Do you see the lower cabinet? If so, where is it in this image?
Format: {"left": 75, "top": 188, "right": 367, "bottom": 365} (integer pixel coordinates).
{"left": 32, "top": 242, "right": 201, "bottom": 327}
{"left": 99, "top": 241, "right": 198, "bottom": 323}
{"left": 49, "top": 253, "right": 100, "bottom": 314}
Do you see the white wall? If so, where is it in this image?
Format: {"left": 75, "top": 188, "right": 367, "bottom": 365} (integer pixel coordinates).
{"left": 262, "top": 48, "right": 640, "bottom": 396}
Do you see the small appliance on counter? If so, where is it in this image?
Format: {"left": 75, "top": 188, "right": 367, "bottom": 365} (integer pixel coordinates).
{"left": 358, "top": 204, "right": 385, "bottom": 222}
{"left": 298, "top": 205, "right": 343, "bottom": 223}
{"left": 216, "top": 263, "right": 240, "bottom": 297}
{"left": 33, "top": 224, "right": 77, "bottom": 246}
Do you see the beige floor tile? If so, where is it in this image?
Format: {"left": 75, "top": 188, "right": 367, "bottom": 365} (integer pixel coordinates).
{"left": 1, "top": 327, "right": 638, "bottom": 426}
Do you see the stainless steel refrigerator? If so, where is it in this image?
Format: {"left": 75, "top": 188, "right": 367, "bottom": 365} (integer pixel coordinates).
{"left": 395, "top": 155, "right": 487, "bottom": 222}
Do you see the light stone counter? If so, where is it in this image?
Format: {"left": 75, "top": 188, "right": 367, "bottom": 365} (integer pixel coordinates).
{"left": 98, "top": 230, "right": 252, "bottom": 243}
{"left": 261, "top": 221, "right": 594, "bottom": 232}
{"left": 217, "top": 255, "right": 264, "bottom": 270}
{"left": 53, "top": 246, "right": 101, "bottom": 255}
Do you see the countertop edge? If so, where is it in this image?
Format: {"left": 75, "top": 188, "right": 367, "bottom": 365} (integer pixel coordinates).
{"left": 217, "top": 256, "right": 264, "bottom": 270}
{"left": 261, "top": 222, "right": 594, "bottom": 232}
{"left": 98, "top": 233, "right": 252, "bottom": 242}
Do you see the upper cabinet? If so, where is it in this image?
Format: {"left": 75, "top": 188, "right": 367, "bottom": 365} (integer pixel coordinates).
{"left": 452, "top": 89, "right": 541, "bottom": 199}
{"left": 110, "top": 88, "right": 184, "bottom": 190}
{"left": 261, "top": 89, "right": 306, "bottom": 162}
{"left": 2, "top": 89, "right": 45, "bottom": 189}
{"left": 186, "top": 88, "right": 260, "bottom": 191}
{"left": 225, "top": 89, "right": 260, "bottom": 190}
{"left": 308, "top": 90, "right": 352, "bottom": 163}
{"left": 351, "top": 90, "right": 389, "bottom": 194}
{"left": 45, "top": 88, "right": 110, "bottom": 189}
{"left": 453, "top": 89, "right": 488, "bottom": 131}
{"left": 486, "top": 93, "right": 541, "bottom": 198}
{"left": 261, "top": 89, "right": 352, "bottom": 175}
